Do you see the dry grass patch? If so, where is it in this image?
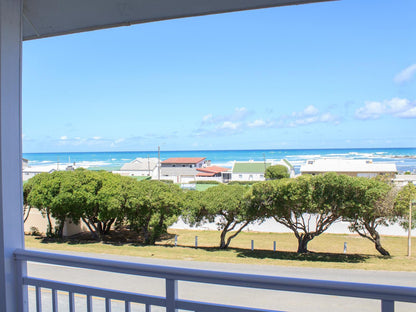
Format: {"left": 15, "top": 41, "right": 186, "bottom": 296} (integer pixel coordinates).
{"left": 25, "top": 229, "right": 416, "bottom": 271}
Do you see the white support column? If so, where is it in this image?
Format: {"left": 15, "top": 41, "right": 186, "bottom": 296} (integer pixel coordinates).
{"left": 0, "top": 0, "right": 25, "bottom": 311}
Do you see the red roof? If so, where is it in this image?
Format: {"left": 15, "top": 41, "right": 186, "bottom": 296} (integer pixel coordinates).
{"left": 196, "top": 166, "right": 229, "bottom": 174}
{"left": 196, "top": 172, "right": 216, "bottom": 177}
{"left": 162, "top": 157, "right": 206, "bottom": 164}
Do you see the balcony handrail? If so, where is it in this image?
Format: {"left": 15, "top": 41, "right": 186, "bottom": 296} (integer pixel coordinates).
{"left": 14, "top": 248, "right": 416, "bottom": 305}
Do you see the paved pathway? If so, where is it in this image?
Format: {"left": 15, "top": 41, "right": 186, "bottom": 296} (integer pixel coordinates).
{"left": 27, "top": 249, "right": 416, "bottom": 312}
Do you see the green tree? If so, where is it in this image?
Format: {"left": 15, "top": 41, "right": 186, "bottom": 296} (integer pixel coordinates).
{"left": 249, "top": 173, "right": 353, "bottom": 253}
{"left": 125, "top": 180, "right": 183, "bottom": 244}
{"left": 264, "top": 165, "right": 289, "bottom": 180}
{"left": 23, "top": 177, "right": 37, "bottom": 223}
{"left": 395, "top": 182, "right": 416, "bottom": 230}
{"left": 70, "top": 169, "right": 127, "bottom": 239}
{"left": 185, "top": 184, "right": 253, "bottom": 249}
{"left": 344, "top": 177, "right": 396, "bottom": 256}
{"left": 25, "top": 172, "right": 65, "bottom": 237}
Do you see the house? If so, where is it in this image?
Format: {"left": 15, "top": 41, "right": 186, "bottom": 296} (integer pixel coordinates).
{"left": 22, "top": 158, "right": 29, "bottom": 169}
{"left": 22, "top": 165, "right": 56, "bottom": 181}
{"left": 161, "top": 157, "right": 210, "bottom": 168}
{"left": 160, "top": 167, "right": 198, "bottom": 183}
{"left": 113, "top": 157, "right": 159, "bottom": 179}
{"left": 231, "top": 160, "right": 271, "bottom": 181}
{"left": 300, "top": 159, "right": 397, "bottom": 178}
{"left": 393, "top": 174, "right": 416, "bottom": 187}
{"left": 196, "top": 166, "right": 231, "bottom": 183}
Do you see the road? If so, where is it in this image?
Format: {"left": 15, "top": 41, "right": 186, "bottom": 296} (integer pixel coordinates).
{"left": 27, "top": 249, "right": 416, "bottom": 312}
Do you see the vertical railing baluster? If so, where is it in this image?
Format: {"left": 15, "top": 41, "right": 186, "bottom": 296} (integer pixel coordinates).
{"left": 145, "top": 303, "right": 151, "bottom": 312}
{"left": 125, "top": 301, "right": 130, "bottom": 312}
{"left": 166, "top": 279, "right": 178, "bottom": 312}
{"left": 51, "top": 289, "right": 58, "bottom": 312}
{"left": 381, "top": 300, "right": 394, "bottom": 312}
{"left": 69, "top": 292, "right": 75, "bottom": 312}
{"left": 105, "top": 297, "right": 111, "bottom": 312}
{"left": 87, "top": 294, "right": 93, "bottom": 312}
{"left": 36, "top": 286, "right": 42, "bottom": 312}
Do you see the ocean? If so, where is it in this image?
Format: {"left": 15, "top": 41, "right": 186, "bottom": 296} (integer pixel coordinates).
{"left": 23, "top": 147, "right": 416, "bottom": 174}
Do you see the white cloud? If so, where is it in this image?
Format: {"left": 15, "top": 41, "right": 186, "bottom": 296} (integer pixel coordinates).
{"left": 355, "top": 97, "right": 416, "bottom": 119}
{"left": 289, "top": 106, "right": 339, "bottom": 126}
{"left": 219, "top": 121, "right": 240, "bottom": 130}
{"left": 355, "top": 101, "right": 385, "bottom": 119}
{"left": 292, "top": 105, "right": 319, "bottom": 118}
{"left": 394, "top": 64, "right": 416, "bottom": 84}
{"left": 60, "top": 136, "right": 68, "bottom": 140}
{"left": 303, "top": 105, "right": 319, "bottom": 116}
{"left": 386, "top": 98, "right": 411, "bottom": 113}
{"left": 395, "top": 106, "right": 416, "bottom": 118}
{"left": 92, "top": 136, "right": 102, "bottom": 140}
{"left": 248, "top": 119, "right": 266, "bottom": 127}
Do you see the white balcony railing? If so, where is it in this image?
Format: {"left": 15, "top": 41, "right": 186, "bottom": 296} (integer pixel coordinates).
{"left": 14, "top": 249, "right": 416, "bottom": 312}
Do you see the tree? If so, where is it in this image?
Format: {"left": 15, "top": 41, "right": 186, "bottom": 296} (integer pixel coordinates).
{"left": 124, "top": 180, "right": 184, "bottom": 244}
{"left": 344, "top": 177, "right": 397, "bottom": 256}
{"left": 265, "top": 165, "right": 289, "bottom": 180}
{"left": 395, "top": 182, "right": 416, "bottom": 230}
{"left": 249, "top": 173, "right": 353, "bottom": 253}
{"left": 23, "top": 178, "right": 36, "bottom": 223}
{"left": 70, "top": 169, "right": 127, "bottom": 239}
{"left": 185, "top": 184, "right": 253, "bottom": 249}
{"left": 25, "top": 173, "right": 57, "bottom": 236}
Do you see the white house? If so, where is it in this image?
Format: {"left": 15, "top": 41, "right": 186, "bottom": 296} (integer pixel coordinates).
{"left": 160, "top": 167, "right": 198, "bottom": 183}
{"left": 113, "top": 157, "right": 159, "bottom": 179}
{"left": 161, "top": 157, "right": 210, "bottom": 168}
{"left": 300, "top": 158, "right": 397, "bottom": 178}
{"left": 231, "top": 160, "right": 271, "bottom": 181}
{"left": 22, "top": 165, "right": 56, "bottom": 181}
{"left": 394, "top": 175, "right": 416, "bottom": 187}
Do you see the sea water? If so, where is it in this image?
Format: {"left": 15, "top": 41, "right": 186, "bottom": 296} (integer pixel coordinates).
{"left": 23, "top": 147, "right": 416, "bottom": 174}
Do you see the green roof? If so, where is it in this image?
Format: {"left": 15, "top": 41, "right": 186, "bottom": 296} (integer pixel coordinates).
{"left": 232, "top": 162, "right": 271, "bottom": 173}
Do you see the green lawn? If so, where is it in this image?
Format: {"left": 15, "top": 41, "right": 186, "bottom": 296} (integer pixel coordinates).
{"left": 25, "top": 229, "right": 416, "bottom": 271}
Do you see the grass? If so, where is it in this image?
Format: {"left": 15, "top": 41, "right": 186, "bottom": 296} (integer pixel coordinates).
{"left": 25, "top": 229, "right": 416, "bottom": 271}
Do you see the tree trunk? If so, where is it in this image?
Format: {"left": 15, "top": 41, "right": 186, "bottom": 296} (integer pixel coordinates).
{"left": 55, "top": 218, "right": 65, "bottom": 238}
{"left": 24, "top": 205, "right": 31, "bottom": 223}
{"left": 219, "top": 229, "right": 228, "bottom": 249}
{"left": 46, "top": 208, "right": 53, "bottom": 237}
{"left": 373, "top": 232, "right": 390, "bottom": 256}
{"left": 297, "top": 234, "right": 313, "bottom": 253}
{"left": 81, "top": 217, "right": 99, "bottom": 240}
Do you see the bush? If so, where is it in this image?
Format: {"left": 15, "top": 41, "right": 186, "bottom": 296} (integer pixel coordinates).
{"left": 195, "top": 180, "right": 221, "bottom": 184}
{"left": 265, "top": 165, "right": 289, "bottom": 180}
{"left": 228, "top": 181, "right": 258, "bottom": 185}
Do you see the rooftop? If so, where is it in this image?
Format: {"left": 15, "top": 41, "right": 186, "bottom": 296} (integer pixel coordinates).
{"left": 232, "top": 161, "right": 271, "bottom": 173}
{"left": 197, "top": 166, "right": 229, "bottom": 177}
{"left": 300, "top": 159, "right": 397, "bottom": 173}
{"left": 162, "top": 157, "right": 206, "bottom": 164}
{"left": 120, "top": 158, "right": 158, "bottom": 171}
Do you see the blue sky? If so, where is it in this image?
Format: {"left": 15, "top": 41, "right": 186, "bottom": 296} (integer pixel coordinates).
{"left": 22, "top": 0, "right": 416, "bottom": 153}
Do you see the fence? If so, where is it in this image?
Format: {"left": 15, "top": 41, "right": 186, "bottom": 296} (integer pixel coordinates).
{"left": 14, "top": 249, "right": 416, "bottom": 312}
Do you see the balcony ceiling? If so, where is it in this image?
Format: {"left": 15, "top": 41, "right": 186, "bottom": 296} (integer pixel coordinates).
{"left": 23, "top": 0, "right": 335, "bottom": 40}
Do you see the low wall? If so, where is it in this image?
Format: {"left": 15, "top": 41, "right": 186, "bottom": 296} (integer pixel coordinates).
{"left": 24, "top": 209, "right": 88, "bottom": 237}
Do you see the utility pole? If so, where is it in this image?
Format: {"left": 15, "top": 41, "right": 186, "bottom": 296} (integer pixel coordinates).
{"left": 158, "top": 145, "right": 161, "bottom": 180}
{"left": 408, "top": 199, "right": 414, "bottom": 257}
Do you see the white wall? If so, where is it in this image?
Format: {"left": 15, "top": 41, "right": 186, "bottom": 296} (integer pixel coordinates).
{"left": 171, "top": 216, "right": 415, "bottom": 237}
{"left": 231, "top": 173, "right": 265, "bottom": 181}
